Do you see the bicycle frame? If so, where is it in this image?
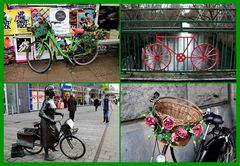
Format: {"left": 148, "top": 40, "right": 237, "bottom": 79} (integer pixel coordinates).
{"left": 155, "top": 33, "right": 198, "bottom": 57}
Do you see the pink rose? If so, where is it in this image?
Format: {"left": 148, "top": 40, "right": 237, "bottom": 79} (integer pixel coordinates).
{"left": 145, "top": 116, "right": 157, "bottom": 126}
{"left": 162, "top": 116, "right": 174, "bottom": 130}
{"left": 171, "top": 132, "right": 179, "bottom": 143}
{"left": 176, "top": 128, "right": 188, "bottom": 138}
{"left": 192, "top": 124, "right": 203, "bottom": 137}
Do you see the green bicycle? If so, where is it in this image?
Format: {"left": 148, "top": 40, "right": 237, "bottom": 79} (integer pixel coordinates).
{"left": 26, "top": 20, "right": 104, "bottom": 73}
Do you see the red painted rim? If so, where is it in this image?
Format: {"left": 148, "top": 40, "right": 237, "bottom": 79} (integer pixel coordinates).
{"left": 142, "top": 43, "right": 172, "bottom": 71}
{"left": 190, "top": 43, "right": 219, "bottom": 71}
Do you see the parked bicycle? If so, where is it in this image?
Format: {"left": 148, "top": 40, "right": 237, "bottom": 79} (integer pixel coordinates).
{"left": 26, "top": 18, "right": 104, "bottom": 73}
{"left": 149, "top": 92, "right": 235, "bottom": 162}
{"left": 142, "top": 33, "right": 219, "bottom": 71}
{"left": 17, "top": 114, "right": 86, "bottom": 160}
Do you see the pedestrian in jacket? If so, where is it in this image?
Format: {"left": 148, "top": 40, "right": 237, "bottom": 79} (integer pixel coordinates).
{"left": 67, "top": 95, "right": 77, "bottom": 121}
{"left": 94, "top": 97, "right": 100, "bottom": 111}
{"left": 103, "top": 95, "right": 110, "bottom": 123}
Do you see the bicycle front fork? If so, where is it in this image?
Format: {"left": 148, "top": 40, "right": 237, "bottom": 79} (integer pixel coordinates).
{"left": 150, "top": 137, "right": 169, "bottom": 162}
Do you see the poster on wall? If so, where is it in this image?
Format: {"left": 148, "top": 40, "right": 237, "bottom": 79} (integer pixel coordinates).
{"left": 77, "top": 8, "right": 95, "bottom": 28}
{"left": 4, "top": 9, "right": 32, "bottom": 35}
{"left": 32, "top": 91, "right": 38, "bottom": 111}
{"left": 31, "top": 8, "right": 50, "bottom": 25}
{"left": 14, "top": 36, "right": 33, "bottom": 63}
{"left": 15, "top": 9, "right": 32, "bottom": 34}
{"left": 50, "top": 8, "right": 70, "bottom": 34}
{"left": 4, "top": 10, "right": 17, "bottom": 35}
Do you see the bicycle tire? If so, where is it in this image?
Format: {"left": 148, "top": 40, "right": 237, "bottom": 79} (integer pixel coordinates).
{"left": 60, "top": 135, "right": 86, "bottom": 160}
{"left": 190, "top": 43, "right": 218, "bottom": 71}
{"left": 142, "top": 43, "right": 171, "bottom": 71}
{"left": 24, "top": 140, "right": 43, "bottom": 155}
{"left": 73, "top": 45, "right": 98, "bottom": 65}
{"left": 26, "top": 40, "right": 52, "bottom": 73}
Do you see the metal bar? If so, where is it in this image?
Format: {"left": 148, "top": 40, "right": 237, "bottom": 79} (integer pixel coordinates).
{"left": 121, "top": 8, "right": 236, "bottom": 11}
{"left": 122, "top": 20, "right": 235, "bottom": 23}
{"left": 122, "top": 29, "right": 236, "bottom": 33}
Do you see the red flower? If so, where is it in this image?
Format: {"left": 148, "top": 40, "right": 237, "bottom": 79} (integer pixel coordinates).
{"left": 162, "top": 116, "right": 174, "bottom": 130}
{"left": 176, "top": 128, "right": 188, "bottom": 138}
{"left": 171, "top": 132, "right": 179, "bottom": 143}
{"left": 192, "top": 124, "right": 203, "bottom": 137}
{"left": 145, "top": 116, "right": 157, "bottom": 126}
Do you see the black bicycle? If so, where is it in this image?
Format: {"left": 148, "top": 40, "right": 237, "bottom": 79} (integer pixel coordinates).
{"left": 149, "top": 92, "right": 235, "bottom": 162}
{"left": 18, "top": 115, "right": 86, "bottom": 160}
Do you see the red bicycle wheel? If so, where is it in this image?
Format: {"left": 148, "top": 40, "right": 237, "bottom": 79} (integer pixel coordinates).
{"left": 142, "top": 43, "right": 171, "bottom": 71}
{"left": 190, "top": 43, "right": 219, "bottom": 71}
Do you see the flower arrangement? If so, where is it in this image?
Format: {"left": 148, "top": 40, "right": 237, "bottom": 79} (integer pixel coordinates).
{"left": 144, "top": 107, "right": 204, "bottom": 146}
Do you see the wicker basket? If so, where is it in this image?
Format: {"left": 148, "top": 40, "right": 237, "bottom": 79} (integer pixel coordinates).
{"left": 154, "top": 97, "right": 203, "bottom": 146}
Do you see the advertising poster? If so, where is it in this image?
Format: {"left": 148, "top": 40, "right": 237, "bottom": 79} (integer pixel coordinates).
{"left": 14, "top": 36, "right": 33, "bottom": 63}
{"left": 77, "top": 8, "right": 95, "bottom": 28}
{"left": 4, "top": 10, "right": 17, "bottom": 35}
{"left": 31, "top": 7, "right": 50, "bottom": 25}
{"left": 14, "top": 9, "right": 32, "bottom": 34}
{"left": 50, "top": 8, "right": 70, "bottom": 34}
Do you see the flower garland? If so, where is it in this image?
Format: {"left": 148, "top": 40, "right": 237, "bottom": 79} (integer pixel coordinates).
{"left": 144, "top": 108, "right": 204, "bottom": 145}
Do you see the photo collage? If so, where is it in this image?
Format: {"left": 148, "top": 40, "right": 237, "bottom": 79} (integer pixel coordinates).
{"left": 3, "top": 3, "right": 237, "bottom": 163}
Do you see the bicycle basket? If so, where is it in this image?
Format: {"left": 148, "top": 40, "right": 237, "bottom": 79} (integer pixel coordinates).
{"left": 61, "top": 123, "right": 72, "bottom": 137}
{"left": 32, "top": 22, "right": 50, "bottom": 39}
{"left": 17, "top": 128, "right": 37, "bottom": 148}
{"left": 154, "top": 97, "right": 203, "bottom": 146}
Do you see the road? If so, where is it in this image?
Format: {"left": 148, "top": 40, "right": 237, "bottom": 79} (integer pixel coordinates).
{"left": 4, "top": 103, "right": 119, "bottom": 162}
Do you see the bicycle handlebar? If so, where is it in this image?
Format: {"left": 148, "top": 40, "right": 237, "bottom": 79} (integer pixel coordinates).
{"left": 150, "top": 91, "right": 160, "bottom": 102}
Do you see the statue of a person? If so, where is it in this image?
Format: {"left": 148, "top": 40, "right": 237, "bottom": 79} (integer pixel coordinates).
{"left": 39, "top": 85, "right": 63, "bottom": 161}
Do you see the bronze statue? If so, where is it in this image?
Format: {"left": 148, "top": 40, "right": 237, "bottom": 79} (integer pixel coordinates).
{"left": 39, "top": 85, "right": 63, "bottom": 161}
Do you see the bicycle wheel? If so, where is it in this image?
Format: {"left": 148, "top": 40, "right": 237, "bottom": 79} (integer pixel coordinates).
{"left": 26, "top": 41, "right": 52, "bottom": 73}
{"left": 73, "top": 45, "right": 98, "bottom": 65}
{"left": 60, "top": 135, "right": 86, "bottom": 160}
{"left": 24, "top": 140, "right": 43, "bottom": 155}
{"left": 142, "top": 43, "right": 171, "bottom": 71}
{"left": 217, "top": 140, "right": 234, "bottom": 162}
{"left": 190, "top": 43, "right": 218, "bottom": 71}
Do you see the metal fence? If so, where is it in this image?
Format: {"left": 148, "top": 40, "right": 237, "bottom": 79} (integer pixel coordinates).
{"left": 121, "top": 6, "right": 236, "bottom": 74}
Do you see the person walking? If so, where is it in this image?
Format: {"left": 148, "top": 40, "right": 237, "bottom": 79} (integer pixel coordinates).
{"left": 103, "top": 95, "right": 110, "bottom": 123}
{"left": 63, "top": 96, "right": 68, "bottom": 108}
{"left": 94, "top": 97, "right": 100, "bottom": 111}
{"left": 67, "top": 95, "right": 77, "bottom": 121}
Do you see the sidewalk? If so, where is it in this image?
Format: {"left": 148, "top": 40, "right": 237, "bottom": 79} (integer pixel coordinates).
{"left": 95, "top": 103, "right": 119, "bottom": 162}
{"left": 4, "top": 104, "right": 119, "bottom": 162}
{"left": 4, "top": 51, "right": 118, "bottom": 82}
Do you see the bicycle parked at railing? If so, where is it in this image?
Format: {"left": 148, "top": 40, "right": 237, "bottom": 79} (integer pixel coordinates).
{"left": 142, "top": 33, "right": 219, "bottom": 71}
{"left": 17, "top": 114, "right": 86, "bottom": 160}
{"left": 26, "top": 17, "right": 104, "bottom": 73}
{"left": 148, "top": 92, "right": 235, "bottom": 162}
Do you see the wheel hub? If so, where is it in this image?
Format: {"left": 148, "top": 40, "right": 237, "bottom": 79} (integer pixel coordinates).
{"left": 154, "top": 55, "right": 160, "bottom": 61}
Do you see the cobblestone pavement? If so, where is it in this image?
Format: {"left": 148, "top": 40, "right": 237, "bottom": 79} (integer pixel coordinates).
{"left": 4, "top": 104, "right": 118, "bottom": 162}
{"left": 4, "top": 51, "right": 118, "bottom": 82}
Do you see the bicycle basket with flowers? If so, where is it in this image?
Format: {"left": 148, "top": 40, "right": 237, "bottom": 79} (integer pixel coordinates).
{"left": 144, "top": 97, "right": 204, "bottom": 146}
{"left": 29, "top": 20, "right": 50, "bottom": 39}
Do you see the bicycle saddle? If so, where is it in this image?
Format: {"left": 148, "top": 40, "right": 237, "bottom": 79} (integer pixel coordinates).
{"left": 203, "top": 113, "right": 224, "bottom": 125}
{"left": 33, "top": 122, "right": 40, "bottom": 128}
{"left": 72, "top": 28, "right": 85, "bottom": 35}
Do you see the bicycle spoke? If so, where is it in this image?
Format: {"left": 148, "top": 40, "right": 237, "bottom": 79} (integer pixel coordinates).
{"left": 204, "top": 44, "right": 210, "bottom": 55}
{"left": 206, "top": 48, "right": 215, "bottom": 56}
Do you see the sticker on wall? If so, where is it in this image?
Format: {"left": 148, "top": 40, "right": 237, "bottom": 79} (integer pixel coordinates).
{"left": 50, "top": 8, "right": 70, "bottom": 34}
{"left": 31, "top": 8, "right": 50, "bottom": 25}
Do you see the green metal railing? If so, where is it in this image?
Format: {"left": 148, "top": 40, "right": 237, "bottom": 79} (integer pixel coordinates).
{"left": 121, "top": 7, "right": 236, "bottom": 74}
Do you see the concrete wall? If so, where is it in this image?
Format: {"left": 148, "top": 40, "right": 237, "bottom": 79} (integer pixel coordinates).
{"left": 121, "top": 84, "right": 236, "bottom": 162}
